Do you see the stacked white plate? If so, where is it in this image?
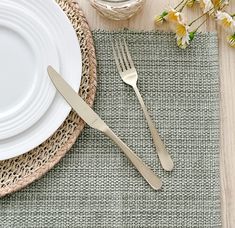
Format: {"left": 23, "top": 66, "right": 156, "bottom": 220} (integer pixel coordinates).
{"left": 0, "top": 0, "right": 82, "bottom": 160}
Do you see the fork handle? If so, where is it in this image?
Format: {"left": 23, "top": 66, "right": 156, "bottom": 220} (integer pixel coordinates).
{"left": 103, "top": 127, "right": 162, "bottom": 190}
{"left": 133, "top": 86, "right": 174, "bottom": 171}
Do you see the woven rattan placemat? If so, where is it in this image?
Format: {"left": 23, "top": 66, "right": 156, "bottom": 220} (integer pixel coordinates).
{"left": 0, "top": 0, "right": 97, "bottom": 197}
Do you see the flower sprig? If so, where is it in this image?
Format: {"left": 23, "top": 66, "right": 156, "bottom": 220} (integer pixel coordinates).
{"left": 154, "top": 0, "right": 235, "bottom": 49}
{"left": 215, "top": 10, "right": 235, "bottom": 47}
{"left": 227, "top": 33, "right": 235, "bottom": 47}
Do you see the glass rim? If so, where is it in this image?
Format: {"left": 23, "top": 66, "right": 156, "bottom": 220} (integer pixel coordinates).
{"left": 95, "top": 0, "right": 139, "bottom": 3}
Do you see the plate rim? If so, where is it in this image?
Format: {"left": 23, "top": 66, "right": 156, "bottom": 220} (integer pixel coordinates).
{"left": 0, "top": 3, "right": 59, "bottom": 139}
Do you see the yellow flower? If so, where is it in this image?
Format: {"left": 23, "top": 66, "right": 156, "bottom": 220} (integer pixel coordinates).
{"left": 187, "top": 0, "right": 196, "bottom": 7}
{"left": 177, "top": 31, "right": 196, "bottom": 49}
{"left": 176, "top": 23, "right": 190, "bottom": 47}
{"left": 199, "top": 0, "right": 214, "bottom": 13}
{"left": 177, "top": 38, "right": 188, "bottom": 49}
{"left": 176, "top": 23, "right": 189, "bottom": 37}
{"left": 227, "top": 33, "right": 235, "bottom": 47}
{"left": 167, "top": 9, "right": 182, "bottom": 23}
{"left": 155, "top": 15, "right": 164, "bottom": 25}
{"left": 216, "top": 11, "right": 235, "bottom": 32}
{"left": 212, "top": 0, "right": 222, "bottom": 6}
{"left": 212, "top": 0, "right": 229, "bottom": 9}
{"left": 154, "top": 11, "right": 168, "bottom": 25}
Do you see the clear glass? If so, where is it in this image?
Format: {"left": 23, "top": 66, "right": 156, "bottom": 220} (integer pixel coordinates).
{"left": 90, "top": 0, "right": 146, "bottom": 20}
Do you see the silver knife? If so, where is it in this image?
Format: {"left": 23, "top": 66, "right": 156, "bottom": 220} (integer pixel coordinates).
{"left": 47, "top": 66, "right": 162, "bottom": 190}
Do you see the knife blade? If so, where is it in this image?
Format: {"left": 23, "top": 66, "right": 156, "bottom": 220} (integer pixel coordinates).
{"left": 47, "top": 66, "right": 162, "bottom": 190}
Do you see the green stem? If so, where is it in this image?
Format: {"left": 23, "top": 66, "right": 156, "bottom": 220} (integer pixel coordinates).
{"left": 220, "top": 4, "right": 227, "bottom": 10}
{"left": 179, "top": 0, "right": 188, "bottom": 12}
{"left": 174, "top": 0, "right": 185, "bottom": 10}
{"left": 194, "top": 18, "right": 208, "bottom": 32}
{"left": 231, "top": 13, "right": 235, "bottom": 18}
{"left": 189, "top": 8, "right": 214, "bottom": 26}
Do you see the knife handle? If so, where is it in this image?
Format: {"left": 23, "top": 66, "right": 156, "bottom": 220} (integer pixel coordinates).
{"left": 103, "top": 127, "right": 162, "bottom": 190}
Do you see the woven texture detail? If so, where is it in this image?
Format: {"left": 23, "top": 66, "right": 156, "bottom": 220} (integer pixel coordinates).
{"left": 90, "top": 0, "right": 145, "bottom": 20}
{"left": 0, "top": 0, "right": 97, "bottom": 197}
{"left": 0, "top": 30, "right": 221, "bottom": 227}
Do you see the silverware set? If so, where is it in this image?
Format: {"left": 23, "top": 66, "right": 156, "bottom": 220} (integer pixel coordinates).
{"left": 47, "top": 39, "right": 174, "bottom": 191}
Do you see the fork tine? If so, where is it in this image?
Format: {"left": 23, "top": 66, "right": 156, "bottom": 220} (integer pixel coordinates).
{"left": 123, "top": 39, "right": 134, "bottom": 68}
{"left": 119, "top": 39, "right": 130, "bottom": 70}
{"left": 112, "top": 43, "right": 122, "bottom": 73}
{"left": 115, "top": 41, "right": 126, "bottom": 72}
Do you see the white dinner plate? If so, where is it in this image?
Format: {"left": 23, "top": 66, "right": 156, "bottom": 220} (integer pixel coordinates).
{"left": 0, "top": 2, "right": 59, "bottom": 139}
{"left": 0, "top": 0, "right": 82, "bottom": 160}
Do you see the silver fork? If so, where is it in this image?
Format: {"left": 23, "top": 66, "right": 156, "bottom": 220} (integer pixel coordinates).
{"left": 112, "top": 39, "right": 174, "bottom": 171}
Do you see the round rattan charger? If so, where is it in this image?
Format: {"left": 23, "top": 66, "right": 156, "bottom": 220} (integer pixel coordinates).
{"left": 0, "top": 0, "right": 97, "bottom": 197}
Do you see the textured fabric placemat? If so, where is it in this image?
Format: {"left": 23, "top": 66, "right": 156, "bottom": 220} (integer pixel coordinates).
{"left": 0, "top": 31, "right": 221, "bottom": 228}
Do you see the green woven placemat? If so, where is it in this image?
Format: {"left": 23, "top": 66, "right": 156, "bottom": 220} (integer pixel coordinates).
{"left": 0, "top": 30, "right": 221, "bottom": 228}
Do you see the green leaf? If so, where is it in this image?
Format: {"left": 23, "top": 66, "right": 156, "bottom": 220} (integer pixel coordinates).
{"left": 189, "top": 31, "right": 196, "bottom": 41}
{"left": 161, "top": 11, "right": 168, "bottom": 17}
